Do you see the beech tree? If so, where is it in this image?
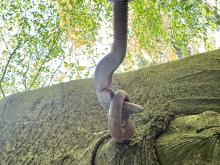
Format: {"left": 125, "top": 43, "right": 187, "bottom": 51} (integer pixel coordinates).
{"left": 0, "top": 49, "right": 219, "bottom": 164}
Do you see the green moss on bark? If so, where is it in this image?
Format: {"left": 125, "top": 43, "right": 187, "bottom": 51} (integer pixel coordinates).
{"left": 0, "top": 49, "right": 219, "bottom": 164}
{"left": 156, "top": 111, "right": 220, "bottom": 165}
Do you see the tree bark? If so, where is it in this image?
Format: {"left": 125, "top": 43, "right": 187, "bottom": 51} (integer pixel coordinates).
{"left": 0, "top": 49, "right": 219, "bottom": 165}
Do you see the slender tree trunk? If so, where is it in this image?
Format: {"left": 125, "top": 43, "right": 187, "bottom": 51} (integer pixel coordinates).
{"left": 172, "top": 43, "right": 183, "bottom": 59}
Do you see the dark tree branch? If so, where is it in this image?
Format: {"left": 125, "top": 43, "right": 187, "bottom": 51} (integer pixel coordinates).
{"left": 47, "top": 57, "right": 65, "bottom": 87}
{"left": 28, "top": 35, "right": 59, "bottom": 90}
{"left": 0, "top": 84, "right": 5, "bottom": 97}
{"left": 0, "top": 32, "right": 22, "bottom": 83}
{"left": 0, "top": 23, "right": 43, "bottom": 97}
{"left": 0, "top": 43, "right": 21, "bottom": 97}
{"left": 22, "top": 57, "right": 31, "bottom": 90}
{"left": 1, "top": 34, "right": 12, "bottom": 54}
{"left": 0, "top": 23, "right": 52, "bottom": 97}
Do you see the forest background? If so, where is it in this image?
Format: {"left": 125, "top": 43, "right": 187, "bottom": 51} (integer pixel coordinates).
{"left": 0, "top": 0, "right": 220, "bottom": 98}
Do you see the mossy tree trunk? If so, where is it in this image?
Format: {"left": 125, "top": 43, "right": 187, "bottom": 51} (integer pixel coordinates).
{"left": 0, "top": 49, "right": 219, "bottom": 165}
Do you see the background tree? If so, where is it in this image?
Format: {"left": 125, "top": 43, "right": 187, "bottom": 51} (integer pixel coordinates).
{"left": 0, "top": 0, "right": 64, "bottom": 97}
{"left": 0, "top": 0, "right": 220, "bottom": 98}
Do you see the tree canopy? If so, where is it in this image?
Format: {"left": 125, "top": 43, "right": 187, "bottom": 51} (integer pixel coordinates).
{"left": 0, "top": 0, "right": 220, "bottom": 98}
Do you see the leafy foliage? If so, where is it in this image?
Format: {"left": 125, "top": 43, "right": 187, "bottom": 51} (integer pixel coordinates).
{"left": 0, "top": 0, "right": 63, "bottom": 96}
{"left": 130, "top": 0, "right": 220, "bottom": 59}
{"left": 0, "top": 0, "right": 219, "bottom": 98}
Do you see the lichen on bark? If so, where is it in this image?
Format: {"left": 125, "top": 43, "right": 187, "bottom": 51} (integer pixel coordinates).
{"left": 156, "top": 111, "right": 220, "bottom": 165}
{"left": 0, "top": 49, "right": 219, "bottom": 164}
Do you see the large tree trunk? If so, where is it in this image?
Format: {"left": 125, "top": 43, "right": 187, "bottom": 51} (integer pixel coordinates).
{"left": 0, "top": 49, "right": 219, "bottom": 165}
